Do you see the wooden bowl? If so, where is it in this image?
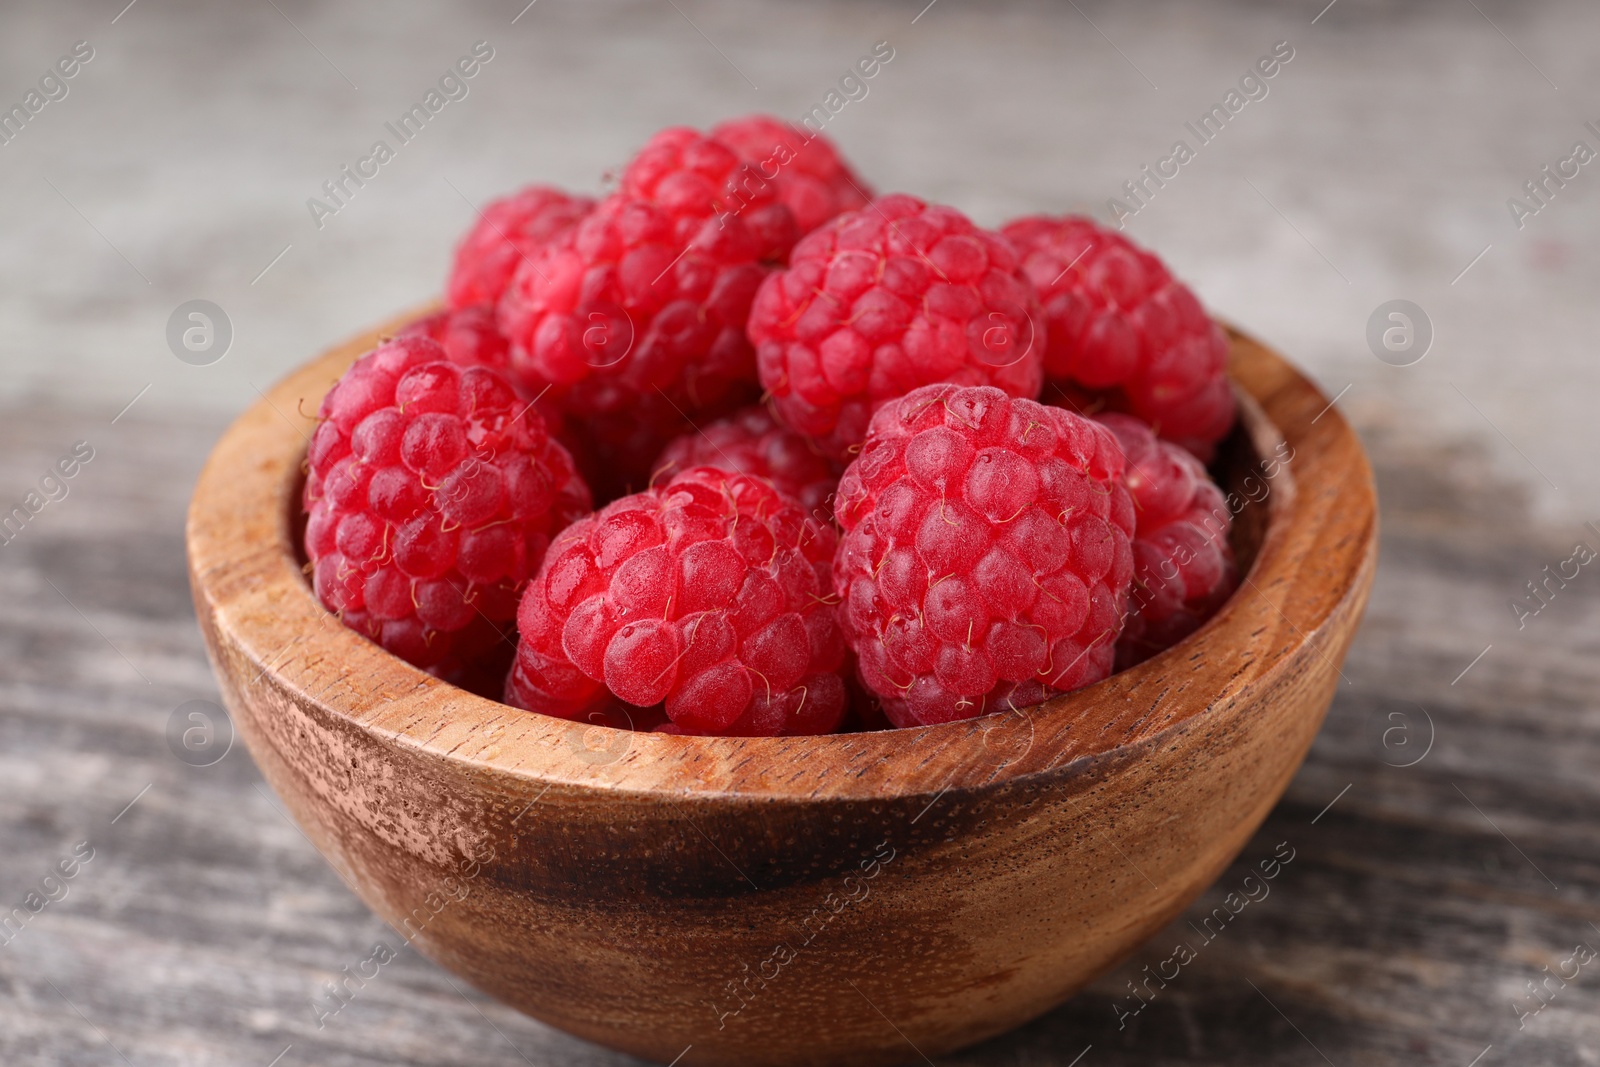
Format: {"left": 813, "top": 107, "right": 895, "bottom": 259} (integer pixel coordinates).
{"left": 186, "top": 310, "right": 1376, "bottom": 1067}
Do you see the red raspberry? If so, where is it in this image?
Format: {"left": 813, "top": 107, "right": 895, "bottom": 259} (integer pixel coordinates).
{"left": 709, "top": 115, "right": 873, "bottom": 235}
{"left": 446, "top": 185, "right": 594, "bottom": 310}
{"left": 749, "top": 194, "right": 1044, "bottom": 461}
{"left": 303, "top": 336, "right": 591, "bottom": 681}
{"left": 651, "top": 405, "right": 841, "bottom": 518}
{"left": 401, "top": 306, "right": 684, "bottom": 503}
{"left": 496, "top": 190, "right": 768, "bottom": 496}
{"left": 400, "top": 305, "right": 667, "bottom": 514}
{"left": 506, "top": 467, "right": 848, "bottom": 736}
{"left": 401, "top": 304, "right": 513, "bottom": 377}
{"left": 834, "top": 384, "right": 1135, "bottom": 727}
{"left": 1095, "top": 414, "right": 1237, "bottom": 668}
{"left": 1002, "top": 215, "right": 1234, "bottom": 460}
{"left": 619, "top": 125, "right": 797, "bottom": 262}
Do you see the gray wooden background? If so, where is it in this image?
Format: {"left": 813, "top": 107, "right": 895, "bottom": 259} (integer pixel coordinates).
{"left": 2, "top": 1, "right": 1598, "bottom": 1064}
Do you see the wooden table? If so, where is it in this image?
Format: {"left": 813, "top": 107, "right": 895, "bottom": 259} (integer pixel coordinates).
{"left": 5, "top": 0, "right": 1600, "bottom": 1058}
{"left": 1, "top": 393, "right": 1595, "bottom": 1066}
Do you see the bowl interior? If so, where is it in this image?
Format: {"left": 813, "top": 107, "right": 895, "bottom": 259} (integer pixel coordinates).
{"left": 283, "top": 385, "right": 1278, "bottom": 725}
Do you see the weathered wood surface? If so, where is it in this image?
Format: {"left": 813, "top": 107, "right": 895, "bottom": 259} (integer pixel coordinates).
{"left": 0, "top": 0, "right": 1595, "bottom": 1058}
{"left": 2, "top": 385, "right": 1597, "bottom": 1066}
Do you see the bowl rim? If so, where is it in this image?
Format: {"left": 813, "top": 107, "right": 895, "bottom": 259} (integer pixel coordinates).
{"left": 186, "top": 308, "right": 1377, "bottom": 803}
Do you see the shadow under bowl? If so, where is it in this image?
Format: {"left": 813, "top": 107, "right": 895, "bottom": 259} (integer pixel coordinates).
{"left": 186, "top": 311, "right": 1377, "bottom": 1067}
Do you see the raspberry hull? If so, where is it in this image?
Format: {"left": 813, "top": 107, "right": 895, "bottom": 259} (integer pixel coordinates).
{"left": 1003, "top": 215, "right": 1234, "bottom": 460}
{"left": 834, "top": 384, "right": 1135, "bottom": 727}
{"left": 303, "top": 336, "right": 590, "bottom": 683}
{"left": 1096, "top": 414, "right": 1238, "bottom": 668}
{"left": 507, "top": 467, "right": 848, "bottom": 736}
{"left": 749, "top": 194, "right": 1044, "bottom": 461}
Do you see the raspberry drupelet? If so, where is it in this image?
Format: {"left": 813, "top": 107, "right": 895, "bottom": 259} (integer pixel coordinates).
{"left": 749, "top": 194, "right": 1044, "bottom": 462}
{"left": 833, "top": 384, "right": 1136, "bottom": 727}
{"left": 1095, "top": 413, "right": 1237, "bottom": 668}
{"left": 709, "top": 114, "right": 873, "bottom": 235}
{"left": 1002, "top": 214, "right": 1235, "bottom": 461}
{"left": 302, "top": 336, "right": 591, "bottom": 683}
{"left": 446, "top": 185, "right": 595, "bottom": 311}
{"left": 651, "top": 405, "right": 841, "bottom": 518}
{"left": 506, "top": 466, "right": 849, "bottom": 736}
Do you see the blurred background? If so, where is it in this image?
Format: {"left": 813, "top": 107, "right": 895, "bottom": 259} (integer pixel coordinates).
{"left": 2, "top": 1, "right": 1597, "bottom": 1065}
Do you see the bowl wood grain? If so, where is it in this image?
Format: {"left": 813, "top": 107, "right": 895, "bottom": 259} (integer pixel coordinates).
{"left": 186, "top": 310, "right": 1377, "bottom": 1067}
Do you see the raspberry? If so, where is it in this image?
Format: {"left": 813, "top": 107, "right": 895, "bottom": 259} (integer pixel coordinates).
{"left": 709, "top": 115, "right": 872, "bottom": 235}
{"left": 834, "top": 384, "right": 1135, "bottom": 727}
{"left": 401, "top": 306, "right": 685, "bottom": 503}
{"left": 446, "top": 185, "right": 594, "bottom": 310}
{"left": 506, "top": 467, "right": 848, "bottom": 736}
{"left": 401, "top": 304, "right": 513, "bottom": 377}
{"left": 496, "top": 190, "right": 768, "bottom": 497}
{"left": 303, "top": 336, "right": 591, "bottom": 682}
{"left": 749, "top": 194, "right": 1044, "bottom": 461}
{"left": 619, "top": 125, "right": 797, "bottom": 262}
{"left": 1002, "top": 215, "right": 1234, "bottom": 460}
{"left": 400, "top": 305, "right": 663, "bottom": 513}
{"left": 1095, "top": 414, "right": 1237, "bottom": 668}
{"left": 651, "top": 405, "right": 841, "bottom": 518}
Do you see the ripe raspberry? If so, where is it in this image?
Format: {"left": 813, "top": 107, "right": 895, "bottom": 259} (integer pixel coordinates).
{"left": 401, "top": 305, "right": 662, "bottom": 514}
{"left": 1002, "top": 215, "right": 1234, "bottom": 460}
{"left": 446, "top": 185, "right": 595, "bottom": 310}
{"left": 619, "top": 125, "right": 797, "bottom": 262}
{"left": 749, "top": 194, "right": 1044, "bottom": 461}
{"left": 303, "top": 336, "right": 591, "bottom": 681}
{"left": 401, "top": 304, "right": 513, "bottom": 377}
{"left": 1095, "top": 414, "right": 1237, "bottom": 668}
{"left": 709, "top": 115, "right": 872, "bottom": 235}
{"left": 834, "top": 384, "right": 1136, "bottom": 727}
{"left": 496, "top": 189, "right": 768, "bottom": 497}
{"left": 651, "top": 405, "right": 841, "bottom": 518}
{"left": 506, "top": 467, "right": 848, "bottom": 736}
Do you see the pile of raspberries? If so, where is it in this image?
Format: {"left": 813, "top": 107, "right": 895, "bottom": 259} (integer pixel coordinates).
{"left": 303, "top": 116, "right": 1241, "bottom": 735}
